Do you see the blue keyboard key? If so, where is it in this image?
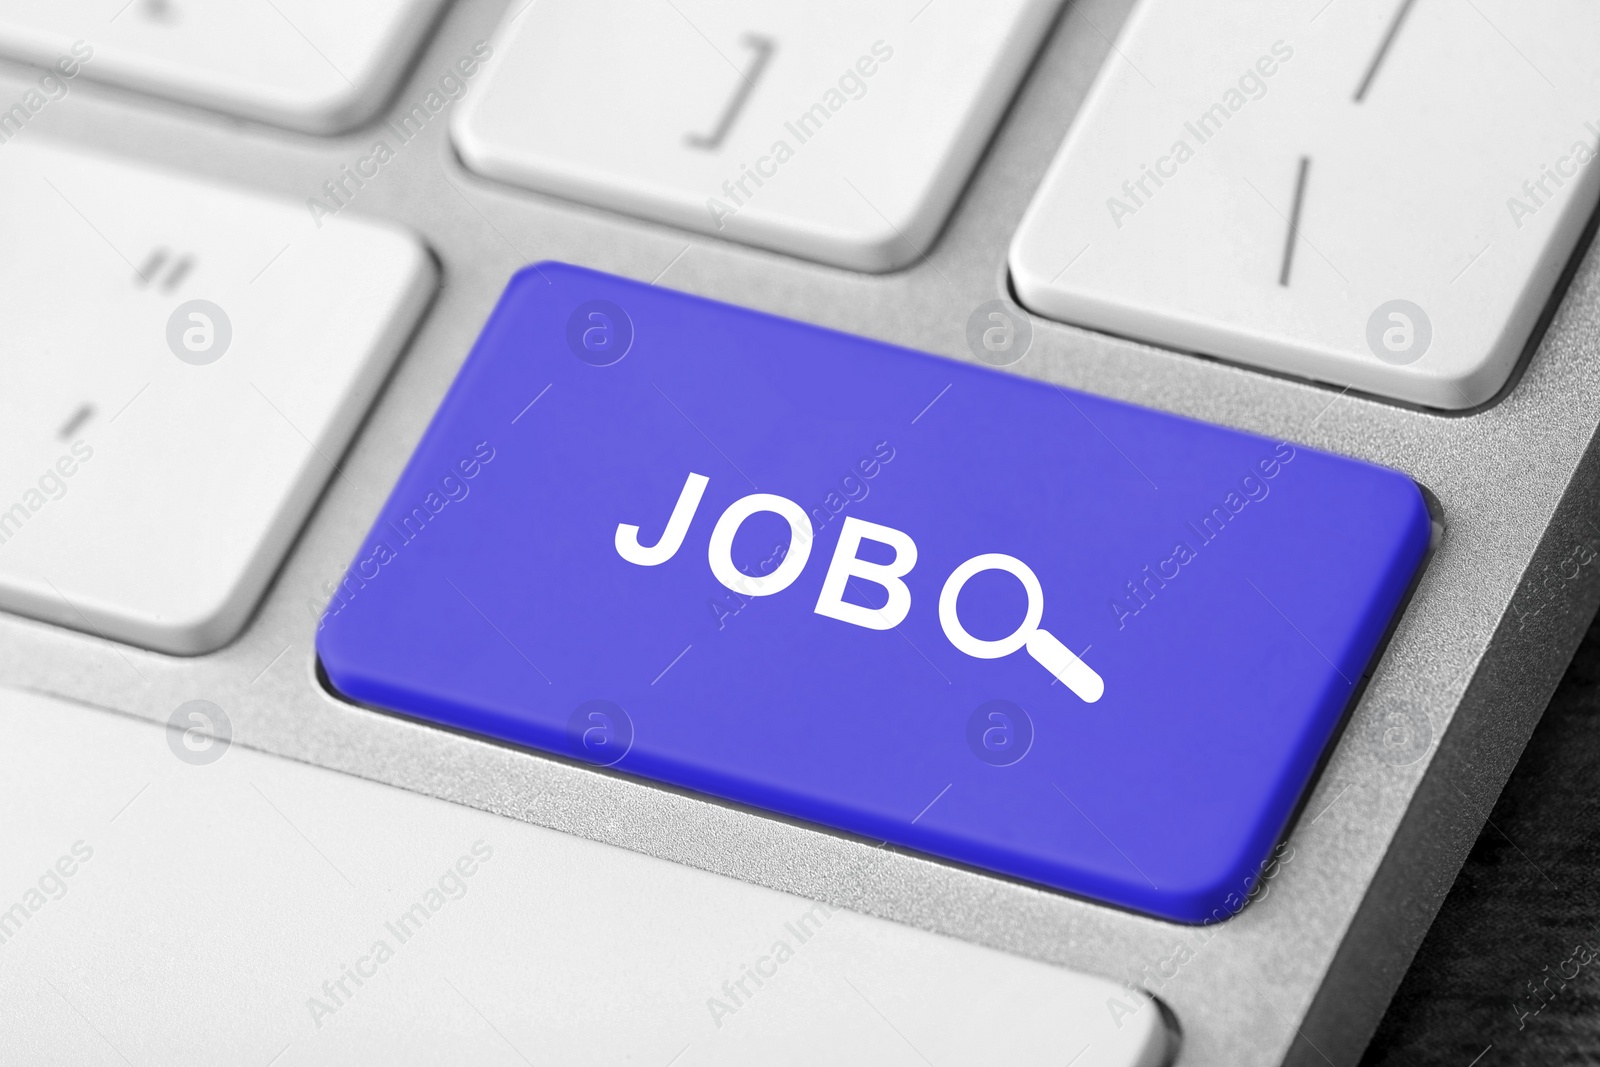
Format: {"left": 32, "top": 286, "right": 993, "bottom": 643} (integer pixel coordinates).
{"left": 317, "top": 262, "right": 1430, "bottom": 923}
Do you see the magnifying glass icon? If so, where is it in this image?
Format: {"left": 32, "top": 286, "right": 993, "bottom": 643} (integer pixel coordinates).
{"left": 938, "top": 553, "right": 1105, "bottom": 703}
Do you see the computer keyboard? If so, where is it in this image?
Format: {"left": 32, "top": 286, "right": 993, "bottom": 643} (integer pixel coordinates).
{"left": 1, "top": 0, "right": 1598, "bottom": 1063}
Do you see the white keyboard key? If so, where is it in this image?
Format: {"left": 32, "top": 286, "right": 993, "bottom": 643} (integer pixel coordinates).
{"left": 1010, "top": 0, "right": 1600, "bottom": 410}
{"left": 0, "top": 686, "right": 1178, "bottom": 1067}
{"left": 0, "top": 0, "right": 449, "bottom": 133}
{"left": 0, "top": 140, "right": 432, "bottom": 654}
{"left": 454, "top": 0, "right": 1061, "bottom": 271}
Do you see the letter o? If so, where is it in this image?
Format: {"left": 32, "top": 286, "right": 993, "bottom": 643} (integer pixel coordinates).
{"left": 708, "top": 494, "right": 813, "bottom": 596}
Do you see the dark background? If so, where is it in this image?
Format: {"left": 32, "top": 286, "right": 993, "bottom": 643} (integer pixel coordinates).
{"left": 1362, "top": 611, "right": 1600, "bottom": 1065}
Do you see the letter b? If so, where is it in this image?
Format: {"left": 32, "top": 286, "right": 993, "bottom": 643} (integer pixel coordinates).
{"left": 813, "top": 516, "right": 917, "bottom": 629}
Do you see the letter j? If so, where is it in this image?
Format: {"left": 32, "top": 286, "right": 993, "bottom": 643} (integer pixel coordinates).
{"left": 615, "top": 472, "right": 709, "bottom": 566}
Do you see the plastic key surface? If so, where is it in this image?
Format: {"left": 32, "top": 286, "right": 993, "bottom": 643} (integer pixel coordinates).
{"left": 0, "top": 139, "right": 433, "bottom": 655}
{"left": 1, "top": 685, "right": 1178, "bottom": 1067}
{"left": 318, "top": 263, "right": 1430, "bottom": 923}
{"left": 453, "top": 0, "right": 1060, "bottom": 271}
{"left": 1010, "top": 0, "right": 1600, "bottom": 410}
{"left": 0, "top": 0, "right": 448, "bottom": 133}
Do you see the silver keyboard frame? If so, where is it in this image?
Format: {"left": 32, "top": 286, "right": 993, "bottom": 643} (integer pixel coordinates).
{"left": 6, "top": 0, "right": 1600, "bottom": 1063}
